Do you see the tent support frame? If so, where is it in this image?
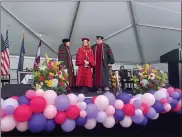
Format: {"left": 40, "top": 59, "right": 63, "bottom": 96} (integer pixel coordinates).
{"left": 69, "top": 1, "right": 80, "bottom": 40}
{"left": 129, "top": 1, "right": 145, "bottom": 64}
{"left": 2, "top": 5, "right": 58, "bottom": 55}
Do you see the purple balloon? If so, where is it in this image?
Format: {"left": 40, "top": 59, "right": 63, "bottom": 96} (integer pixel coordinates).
{"left": 170, "top": 99, "right": 178, "bottom": 109}
{"left": 4, "top": 105, "right": 14, "bottom": 115}
{"left": 133, "top": 100, "right": 142, "bottom": 109}
{"left": 140, "top": 116, "right": 148, "bottom": 126}
{"left": 75, "top": 116, "right": 87, "bottom": 126}
{"left": 148, "top": 90, "right": 155, "bottom": 95}
{"left": 146, "top": 107, "right": 157, "bottom": 119}
{"left": 84, "top": 98, "right": 92, "bottom": 104}
{"left": 132, "top": 115, "right": 144, "bottom": 124}
{"left": 171, "top": 92, "right": 180, "bottom": 99}
{"left": 86, "top": 104, "right": 98, "bottom": 118}
{"left": 168, "top": 97, "right": 173, "bottom": 103}
{"left": 104, "top": 92, "right": 116, "bottom": 105}
{"left": 55, "top": 95, "right": 70, "bottom": 111}
{"left": 44, "top": 119, "right": 56, "bottom": 132}
{"left": 61, "top": 119, "right": 76, "bottom": 132}
{"left": 116, "top": 92, "right": 131, "bottom": 104}
{"left": 152, "top": 100, "right": 164, "bottom": 113}
{"left": 114, "top": 110, "right": 124, "bottom": 121}
{"left": 18, "top": 96, "right": 29, "bottom": 105}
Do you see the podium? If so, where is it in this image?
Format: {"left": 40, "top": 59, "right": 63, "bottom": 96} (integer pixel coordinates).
{"left": 160, "top": 48, "right": 182, "bottom": 88}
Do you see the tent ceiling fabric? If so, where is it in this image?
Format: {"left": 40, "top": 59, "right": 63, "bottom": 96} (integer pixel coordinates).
{"left": 1, "top": 1, "right": 181, "bottom": 63}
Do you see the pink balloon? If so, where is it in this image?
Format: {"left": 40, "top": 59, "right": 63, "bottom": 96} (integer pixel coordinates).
{"left": 80, "top": 110, "right": 87, "bottom": 118}
{"left": 105, "top": 105, "right": 115, "bottom": 116}
{"left": 16, "top": 121, "right": 28, "bottom": 132}
{"left": 160, "top": 98, "right": 167, "bottom": 104}
{"left": 175, "top": 88, "right": 182, "bottom": 93}
{"left": 36, "top": 89, "right": 45, "bottom": 96}
{"left": 43, "top": 105, "right": 57, "bottom": 119}
{"left": 164, "top": 103, "right": 171, "bottom": 112}
{"left": 84, "top": 119, "right": 96, "bottom": 130}
{"left": 25, "top": 90, "right": 36, "bottom": 100}
{"left": 1, "top": 109, "right": 5, "bottom": 118}
{"left": 68, "top": 94, "right": 78, "bottom": 105}
{"left": 11, "top": 96, "right": 19, "bottom": 100}
{"left": 167, "top": 87, "right": 174, "bottom": 95}
{"left": 1, "top": 115, "right": 16, "bottom": 132}
{"left": 114, "top": 100, "right": 124, "bottom": 109}
{"left": 43, "top": 90, "right": 57, "bottom": 105}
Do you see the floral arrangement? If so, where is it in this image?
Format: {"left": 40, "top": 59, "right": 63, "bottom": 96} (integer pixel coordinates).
{"left": 32, "top": 54, "right": 69, "bottom": 93}
{"left": 109, "top": 70, "right": 118, "bottom": 92}
{"left": 132, "top": 64, "right": 167, "bottom": 93}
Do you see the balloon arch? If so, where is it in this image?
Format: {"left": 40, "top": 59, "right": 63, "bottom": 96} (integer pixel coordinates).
{"left": 1, "top": 87, "right": 181, "bottom": 133}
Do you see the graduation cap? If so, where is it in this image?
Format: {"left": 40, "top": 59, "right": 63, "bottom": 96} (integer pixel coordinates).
{"left": 82, "top": 38, "right": 90, "bottom": 41}
{"left": 62, "top": 38, "right": 70, "bottom": 43}
{"left": 96, "top": 36, "right": 104, "bottom": 39}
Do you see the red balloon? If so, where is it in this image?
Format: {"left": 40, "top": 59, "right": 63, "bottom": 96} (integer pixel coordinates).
{"left": 123, "top": 104, "right": 135, "bottom": 116}
{"left": 29, "top": 96, "right": 46, "bottom": 113}
{"left": 66, "top": 105, "right": 80, "bottom": 120}
{"left": 11, "top": 96, "right": 18, "bottom": 100}
{"left": 54, "top": 111, "right": 67, "bottom": 124}
{"left": 172, "top": 101, "right": 181, "bottom": 112}
{"left": 91, "top": 96, "right": 97, "bottom": 103}
{"left": 14, "top": 104, "right": 32, "bottom": 122}
{"left": 140, "top": 103, "right": 149, "bottom": 114}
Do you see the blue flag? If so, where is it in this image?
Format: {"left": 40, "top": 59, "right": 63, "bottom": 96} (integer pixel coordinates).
{"left": 17, "top": 33, "right": 25, "bottom": 71}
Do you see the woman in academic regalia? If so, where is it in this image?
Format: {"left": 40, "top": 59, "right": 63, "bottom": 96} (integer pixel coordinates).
{"left": 75, "top": 38, "right": 95, "bottom": 93}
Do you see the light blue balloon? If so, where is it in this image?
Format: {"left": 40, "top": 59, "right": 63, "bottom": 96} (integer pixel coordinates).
{"left": 61, "top": 119, "right": 76, "bottom": 132}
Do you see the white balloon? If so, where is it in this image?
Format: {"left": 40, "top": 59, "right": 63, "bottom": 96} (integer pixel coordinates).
{"left": 164, "top": 103, "right": 171, "bottom": 112}
{"left": 1, "top": 98, "right": 4, "bottom": 106}
{"left": 3, "top": 98, "right": 19, "bottom": 109}
{"left": 135, "top": 109, "right": 143, "bottom": 116}
{"left": 43, "top": 90, "right": 57, "bottom": 105}
{"left": 154, "top": 89, "right": 169, "bottom": 101}
{"left": 84, "top": 119, "right": 97, "bottom": 130}
{"left": 78, "top": 94, "right": 85, "bottom": 102}
{"left": 1, "top": 115, "right": 16, "bottom": 132}
{"left": 77, "top": 102, "right": 87, "bottom": 110}
{"left": 68, "top": 94, "right": 78, "bottom": 105}
{"left": 96, "top": 111, "right": 107, "bottom": 123}
{"left": 16, "top": 121, "right": 28, "bottom": 132}
{"left": 103, "top": 116, "right": 115, "bottom": 128}
{"left": 120, "top": 116, "right": 132, "bottom": 128}
{"left": 94, "top": 95, "right": 109, "bottom": 111}
{"left": 36, "top": 89, "right": 45, "bottom": 96}
{"left": 151, "top": 113, "right": 159, "bottom": 120}
{"left": 129, "top": 98, "right": 140, "bottom": 104}
{"left": 142, "top": 93, "right": 155, "bottom": 107}
{"left": 134, "top": 94, "right": 142, "bottom": 99}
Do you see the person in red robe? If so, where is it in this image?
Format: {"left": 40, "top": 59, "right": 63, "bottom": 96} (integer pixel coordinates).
{"left": 76, "top": 38, "right": 95, "bottom": 93}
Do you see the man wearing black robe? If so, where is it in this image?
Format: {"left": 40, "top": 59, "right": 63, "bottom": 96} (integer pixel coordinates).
{"left": 92, "top": 36, "right": 115, "bottom": 93}
{"left": 58, "top": 39, "right": 75, "bottom": 91}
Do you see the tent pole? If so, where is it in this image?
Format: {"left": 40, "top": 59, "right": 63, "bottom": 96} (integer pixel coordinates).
{"left": 69, "top": 1, "right": 80, "bottom": 41}
{"left": 128, "top": 1, "right": 145, "bottom": 64}
{"left": 1, "top": 5, "right": 58, "bottom": 55}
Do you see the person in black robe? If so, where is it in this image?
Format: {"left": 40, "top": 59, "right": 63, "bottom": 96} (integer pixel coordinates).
{"left": 58, "top": 39, "right": 75, "bottom": 91}
{"left": 92, "top": 36, "right": 115, "bottom": 93}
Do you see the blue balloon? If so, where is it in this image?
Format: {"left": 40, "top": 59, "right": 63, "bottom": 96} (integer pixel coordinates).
{"left": 140, "top": 116, "right": 148, "bottom": 126}
{"left": 114, "top": 110, "right": 124, "bottom": 121}
{"left": 75, "top": 117, "right": 87, "bottom": 126}
{"left": 84, "top": 98, "right": 92, "bottom": 104}
{"left": 61, "top": 119, "right": 76, "bottom": 132}
{"left": 28, "top": 113, "right": 47, "bottom": 133}
{"left": 152, "top": 100, "right": 164, "bottom": 113}
{"left": 116, "top": 92, "right": 131, "bottom": 104}
{"left": 170, "top": 99, "right": 178, "bottom": 109}
{"left": 148, "top": 90, "right": 155, "bottom": 95}
{"left": 171, "top": 92, "right": 180, "bottom": 99}
{"left": 18, "top": 96, "right": 29, "bottom": 105}
{"left": 132, "top": 115, "right": 144, "bottom": 124}
{"left": 44, "top": 119, "right": 56, "bottom": 132}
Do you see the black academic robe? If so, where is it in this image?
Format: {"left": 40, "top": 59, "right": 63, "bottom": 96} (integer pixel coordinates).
{"left": 58, "top": 44, "right": 75, "bottom": 88}
{"left": 91, "top": 43, "right": 115, "bottom": 88}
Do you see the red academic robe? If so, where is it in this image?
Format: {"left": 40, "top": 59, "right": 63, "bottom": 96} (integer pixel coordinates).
{"left": 76, "top": 46, "right": 95, "bottom": 87}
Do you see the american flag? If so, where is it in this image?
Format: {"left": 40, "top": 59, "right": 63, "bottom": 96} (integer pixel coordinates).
{"left": 1, "top": 30, "right": 10, "bottom": 76}
{"left": 33, "top": 40, "right": 41, "bottom": 69}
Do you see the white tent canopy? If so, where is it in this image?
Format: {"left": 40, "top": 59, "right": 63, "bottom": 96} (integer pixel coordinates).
{"left": 1, "top": 1, "right": 181, "bottom": 64}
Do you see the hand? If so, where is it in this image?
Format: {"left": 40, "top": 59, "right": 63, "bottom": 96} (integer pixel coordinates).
{"left": 108, "top": 64, "right": 112, "bottom": 67}
{"left": 84, "top": 60, "right": 89, "bottom": 65}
